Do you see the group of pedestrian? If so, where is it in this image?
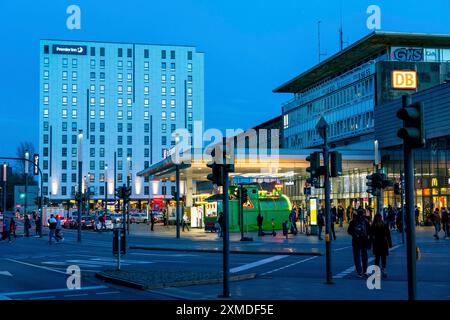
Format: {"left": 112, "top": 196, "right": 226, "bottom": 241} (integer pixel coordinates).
{"left": 432, "top": 207, "right": 450, "bottom": 239}
{"left": 1, "top": 210, "right": 43, "bottom": 242}
{"left": 47, "top": 214, "right": 64, "bottom": 244}
{"left": 348, "top": 207, "right": 392, "bottom": 278}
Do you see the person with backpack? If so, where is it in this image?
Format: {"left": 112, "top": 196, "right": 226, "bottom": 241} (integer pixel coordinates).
{"left": 55, "top": 215, "right": 64, "bottom": 242}
{"left": 256, "top": 213, "right": 264, "bottom": 236}
{"left": 348, "top": 208, "right": 370, "bottom": 278}
{"left": 317, "top": 207, "right": 325, "bottom": 241}
{"left": 48, "top": 214, "right": 58, "bottom": 245}
{"left": 370, "top": 213, "right": 392, "bottom": 278}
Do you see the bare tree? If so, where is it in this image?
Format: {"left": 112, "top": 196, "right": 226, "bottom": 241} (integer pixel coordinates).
{"left": 15, "top": 141, "right": 36, "bottom": 173}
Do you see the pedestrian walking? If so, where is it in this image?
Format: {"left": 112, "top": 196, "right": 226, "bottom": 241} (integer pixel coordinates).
{"left": 2, "top": 216, "right": 11, "bottom": 242}
{"left": 24, "top": 214, "right": 31, "bottom": 237}
{"left": 346, "top": 205, "right": 352, "bottom": 223}
{"left": 317, "top": 207, "right": 325, "bottom": 240}
{"left": 338, "top": 204, "right": 344, "bottom": 227}
{"left": 441, "top": 208, "right": 448, "bottom": 239}
{"left": 55, "top": 215, "right": 64, "bottom": 242}
{"left": 433, "top": 208, "right": 441, "bottom": 240}
{"left": 290, "top": 206, "right": 298, "bottom": 233}
{"left": 9, "top": 217, "right": 16, "bottom": 238}
{"left": 257, "top": 213, "right": 264, "bottom": 236}
{"left": 299, "top": 206, "right": 305, "bottom": 233}
{"left": 218, "top": 212, "right": 225, "bottom": 237}
{"left": 35, "top": 214, "right": 42, "bottom": 237}
{"left": 387, "top": 205, "right": 396, "bottom": 230}
{"left": 414, "top": 206, "right": 420, "bottom": 226}
{"left": 331, "top": 207, "right": 337, "bottom": 240}
{"left": 370, "top": 213, "right": 392, "bottom": 278}
{"left": 182, "top": 212, "right": 190, "bottom": 232}
{"left": 348, "top": 208, "right": 370, "bottom": 278}
{"left": 48, "top": 214, "right": 58, "bottom": 244}
{"left": 150, "top": 211, "right": 155, "bottom": 231}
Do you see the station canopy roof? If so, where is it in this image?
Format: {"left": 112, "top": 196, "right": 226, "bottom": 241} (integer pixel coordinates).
{"left": 273, "top": 31, "right": 450, "bottom": 94}
{"left": 136, "top": 148, "right": 373, "bottom": 182}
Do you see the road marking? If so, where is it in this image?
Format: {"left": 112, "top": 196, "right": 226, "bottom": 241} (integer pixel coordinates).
{"left": 0, "top": 271, "right": 12, "bottom": 277}
{"left": 29, "top": 296, "right": 56, "bottom": 300}
{"left": 0, "top": 296, "right": 11, "bottom": 300}
{"left": 64, "top": 293, "right": 88, "bottom": 298}
{"left": 1, "top": 286, "right": 107, "bottom": 297}
{"left": 6, "top": 259, "right": 68, "bottom": 275}
{"left": 260, "top": 256, "right": 318, "bottom": 276}
{"left": 130, "top": 253, "right": 199, "bottom": 257}
{"left": 230, "top": 255, "right": 289, "bottom": 273}
{"left": 333, "top": 244, "right": 402, "bottom": 279}
{"left": 334, "top": 245, "right": 352, "bottom": 252}
{"left": 95, "top": 291, "right": 120, "bottom": 295}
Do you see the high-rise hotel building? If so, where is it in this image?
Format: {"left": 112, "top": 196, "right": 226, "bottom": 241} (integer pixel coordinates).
{"left": 39, "top": 40, "right": 204, "bottom": 207}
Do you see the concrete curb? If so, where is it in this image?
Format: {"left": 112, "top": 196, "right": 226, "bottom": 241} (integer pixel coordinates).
{"left": 129, "top": 245, "right": 323, "bottom": 256}
{"left": 95, "top": 271, "right": 257, "bottom": 290}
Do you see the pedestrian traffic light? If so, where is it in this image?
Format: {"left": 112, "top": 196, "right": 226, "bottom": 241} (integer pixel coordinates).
{"left": 394, "top": 183, "right": 401, "bottom": 195}
{"left": 207, "top": 149, "right": 224, "bottom": 186}
{"left": 306, "top": 152, "right": 321, "bottom": 187}
{"left": 330, "top": 151, "right": 342, "bottom": 177}
{"left": 396, "top": 100, "right": 425, "bottom": 148}
{"left": 20, "top": 192, "right": 25, "bottom": 199}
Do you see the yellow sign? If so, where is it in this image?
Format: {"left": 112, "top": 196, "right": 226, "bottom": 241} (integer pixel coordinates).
{"left": 310, "top": 198, "right": 317, "bottom": 226}
{"left": 431, "top": 178, "right": 438, "bottom": 187}
{"left": 392, "top": 70, "right": 417, "bottom": 89}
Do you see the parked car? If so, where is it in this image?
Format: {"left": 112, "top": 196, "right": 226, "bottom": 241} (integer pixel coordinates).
{"left": 130, "top": 213, "right": 148, "bottom": 224}
{"left": 151, "top": 211, "right": 164, "bottom": 223}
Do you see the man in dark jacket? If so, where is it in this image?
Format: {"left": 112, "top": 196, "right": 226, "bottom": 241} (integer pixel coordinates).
{"left": 348, "top": 209, "right": 370, "bottom": 278}
{"left": 441, "top": 208, "right": 449, "bottom": 239}
{"left": 317, "top": 207, "right": 325, "bottom": 241}
{"left": 256, "top": 213, "right": 263, "bottom": 236}
{"left": 337, "top": 204, "right": 344, "bottom": 227}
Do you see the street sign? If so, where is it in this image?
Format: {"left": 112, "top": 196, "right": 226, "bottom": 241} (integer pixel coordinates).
{"left": 315, "top": 116, "right": 329, "bottom": 140}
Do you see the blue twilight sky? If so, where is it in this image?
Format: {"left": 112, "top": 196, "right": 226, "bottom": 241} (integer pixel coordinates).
{"left": 1, "top": 0, "right": 450, "bottom": 157}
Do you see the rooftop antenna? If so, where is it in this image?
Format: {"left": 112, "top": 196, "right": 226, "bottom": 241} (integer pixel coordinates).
{"left": 318, "top": 21, "right": 327, "bottom": 62}
{"left": 339, "top": 0, "right": 348, "bottom": 51}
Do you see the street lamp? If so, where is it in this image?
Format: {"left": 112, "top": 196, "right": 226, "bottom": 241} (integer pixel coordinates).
{"left": 24, "top": 150, "right": 29, "bottom": 216}
{"left": 126, "top": 157, "right": 131, "bottom": 235}
{"left": 77, "top": 130, "right": 83, "bottom": 242}
{"left": 105, "top": 164, "right": 108, "bottom": 217}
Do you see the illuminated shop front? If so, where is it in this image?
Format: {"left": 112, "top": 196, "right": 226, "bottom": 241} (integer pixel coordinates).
{"left": 381, "top": 138, "right": 450, "bottom": 224}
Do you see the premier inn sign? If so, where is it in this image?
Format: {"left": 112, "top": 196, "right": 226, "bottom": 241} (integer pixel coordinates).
{"left": 52, "top": 44, "right": 87, "bottom": 55}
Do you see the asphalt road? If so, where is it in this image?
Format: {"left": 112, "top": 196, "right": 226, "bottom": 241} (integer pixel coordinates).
{"left": 1, "top": 225, "right": 449, "bottom": 300}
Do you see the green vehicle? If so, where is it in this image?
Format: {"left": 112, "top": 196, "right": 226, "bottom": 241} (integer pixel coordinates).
{"left": 204, "top": 183, "right": 292, "bottom": 233}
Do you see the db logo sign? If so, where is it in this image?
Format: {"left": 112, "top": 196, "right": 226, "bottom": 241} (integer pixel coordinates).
{"left": 392, "top": 70, "right": 417, "bottom": 89}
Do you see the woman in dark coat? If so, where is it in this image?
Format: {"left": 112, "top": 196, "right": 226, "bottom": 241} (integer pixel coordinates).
{"left": 370, "top": 213, "right": 392, "bottom": 278}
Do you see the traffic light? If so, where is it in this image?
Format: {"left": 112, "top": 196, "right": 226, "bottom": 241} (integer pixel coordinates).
{"left": 306, "top": 152, "right": 321, "bottom": 187}
{"left": 330, "top": 151, "right": 342, "bottom": 177}
{"left": 366, "top": 174, "right": 375, "bottom": 196}
{"left": 20, "top": 192, "right": 25, "bottom": 199}
{"left": 115, "top": 186, "right": 123, "bottom": 200}
{"left": 394, "top": 183, "right": 401, "bottom": 195}
{"left": 124, "top": 186, "right": 132, "bottom": 202}
{"left": 207, "top": 148, "right": 224, "bottom": 186}
{"left": 241, "top": 187, "right": 248, "bottom": 204}
{"left": 396, "top": 101, "right": 425, "bottom": 148}
{"left": 381, "top": 173, "right": 394, "bottom": 189}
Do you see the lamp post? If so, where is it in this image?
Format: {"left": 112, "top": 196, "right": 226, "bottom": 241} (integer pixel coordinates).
{"left": 2, "top": 163, "right": 7, "bottom": 213}
{"left": 104, "top": 164, "right": 108, "bottom": 217}
{"left": 126, "top": 157, "right": 131, "bottom": 235}
{"left": 77, "top": 130, "right": 83, "bottom": 243}
{"left": 24, "top": 150, "right": 29, "bottom": 216}
{"left": 86, "top": 172, "right": 91, "bottom": 215}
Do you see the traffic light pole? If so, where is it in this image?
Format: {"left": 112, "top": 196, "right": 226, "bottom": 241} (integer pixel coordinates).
{"left": 221, "top": 168, "right": 230, "bottom": 298}
{"left": 77, "top": 161, "right": 82, "bottom": 243}
{"left": 400, "top": 170, "right": 405, "bottom": 244}
{"left": 175, "top": 164, "right": 180, "bottom": 239}
{"left": 376, "top": 167, "right": 383, "bottom": 217}
{"left": 402, "top": 95, "right": 417, "bottom": 301}
{"left": 322, "top": 126, "right": 333, "bottom": 285}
